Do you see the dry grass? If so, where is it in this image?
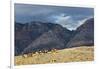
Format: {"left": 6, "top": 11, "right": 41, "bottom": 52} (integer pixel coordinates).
{"left": 15, "top": 46, "right": 94, "bottom": 66}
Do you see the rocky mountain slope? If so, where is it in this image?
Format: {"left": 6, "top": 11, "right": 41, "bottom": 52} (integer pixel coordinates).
{"left": 66, "top": 18, "right": 94, "bottom": 47}
{"left": 15, "top": 18, "right": 94, "bottom": 55}
{"left": 15, "top": 22, "right": 73, "bottom": 55}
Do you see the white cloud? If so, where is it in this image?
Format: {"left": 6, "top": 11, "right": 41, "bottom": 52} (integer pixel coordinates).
{"left": 52, "top": 14, "right": 93, "bottom": 30}
{"left": 53, "top": 14, "right": 78, "bottom": 30}
{"left": 77, "top": 16, "right": 94, "bottom": 28}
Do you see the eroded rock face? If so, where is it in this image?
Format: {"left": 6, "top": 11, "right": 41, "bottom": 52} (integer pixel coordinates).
{"left": 66, "top": 18, "right": 94, "bottom": 48}
{"left": 15, "top": 22, "right": 72, "bottom": 55}
{"left": 15, "top": 18, "right": 94, "bottom": 55}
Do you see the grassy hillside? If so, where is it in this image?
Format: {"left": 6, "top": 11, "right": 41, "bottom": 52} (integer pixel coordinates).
{"left": 15, "top": 46, "right": 94, "bottom": 65}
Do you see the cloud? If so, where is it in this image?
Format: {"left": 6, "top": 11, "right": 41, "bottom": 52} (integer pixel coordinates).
{"left": 15, "top": 4, "right": 94, "bottom": 27}
{"left": 52, "top": 14, "right": 93, "bottom": 30}
{"left": 52, "top": 14, "right": 77, "bottom": 30}
{"left": 77, "top": 16, "right": 94, "bottom": 27}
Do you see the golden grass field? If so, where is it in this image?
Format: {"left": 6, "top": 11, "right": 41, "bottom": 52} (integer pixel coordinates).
{"left": 15, "top": 46, "right": 94, "bottom": 66}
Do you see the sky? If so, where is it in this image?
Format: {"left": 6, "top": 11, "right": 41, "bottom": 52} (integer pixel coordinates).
{"left": 15, "top": 3, "right": 94, "bottom": 30}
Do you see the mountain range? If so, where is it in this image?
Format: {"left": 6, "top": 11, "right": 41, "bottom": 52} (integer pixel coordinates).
{"left": 15, "top": 18, "right": 94, "bottom": 56}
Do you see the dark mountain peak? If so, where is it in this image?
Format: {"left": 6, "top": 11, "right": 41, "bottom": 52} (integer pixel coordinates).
{"left": 21, "top": 22, "right": 72, "bottom": 54}
{"left": 77, "top": 18, "right": 94, "bottom": 32}
{"left": 15, "top": 22, "right": 24, "bottom": 31}
{"left": 15, "top": 21, "right": 72, "bottom": 55}
{"left": 66, "top": 18, "right": 94, "bottom": 48}
{"left": 15, "top": 18, "right": 94, "bottom": 55}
